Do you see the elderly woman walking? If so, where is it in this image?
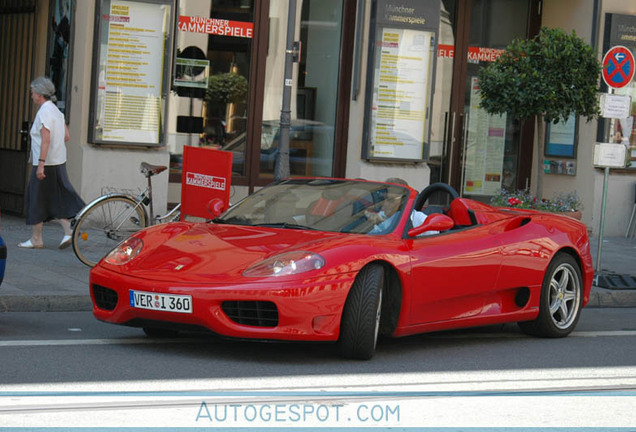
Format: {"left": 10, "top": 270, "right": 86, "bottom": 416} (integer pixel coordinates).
{"left": 18, "top": 76, "right": 85, "bottom": 249}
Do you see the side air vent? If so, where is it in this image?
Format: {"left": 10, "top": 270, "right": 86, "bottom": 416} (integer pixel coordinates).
{"left": 92, "top": 284, "right": 119, "bottom": 310}
{"left": 505, "top": 216, "right": 532, "bottom": 232}
{"left": 515, "top": 287, "right": 530, "bottom": 308}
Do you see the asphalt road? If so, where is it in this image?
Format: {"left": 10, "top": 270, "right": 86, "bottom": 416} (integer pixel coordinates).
{"left": 1, "top": 308, "right": 634, "bottom": 428}
{"left": 0, "top": 308, "right": 634, "bottom": 383}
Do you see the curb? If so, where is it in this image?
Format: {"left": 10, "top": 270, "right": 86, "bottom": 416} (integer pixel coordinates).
{"left": 0, "top": 288, "right": 634, "bottom": 313}
{"left": 588, "top": 286, "right": 636, "bottom": 308}
{"left": 0, "top": 295, "right": 92, "bottom": 313}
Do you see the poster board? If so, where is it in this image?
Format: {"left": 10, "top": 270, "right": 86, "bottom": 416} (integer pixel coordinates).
{"left": 545, "top": 114, "right": 578, "bottom": 158}
{"left": 88, "top": 0, "right": 173, "bottom": 146}
{"left": 463, "top": 77, "right": 506, "bottom": 196}
{"left": 361, "top": 0, "right": 440, "bottom": 162}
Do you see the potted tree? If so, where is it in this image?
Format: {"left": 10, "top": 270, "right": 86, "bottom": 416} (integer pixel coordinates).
{"left": 477, "top": 27, "right": 601, "bottom": 199}
{"left": 204, "top": 71, "right": 249, "bottom": 146}
{"left": 206, "top": 72, "right": 249, "bottom": 106}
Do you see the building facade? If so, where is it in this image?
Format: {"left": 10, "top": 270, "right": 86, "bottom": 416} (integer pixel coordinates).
{"left": 1, "top": 0, "right": 635, "bottom": 236}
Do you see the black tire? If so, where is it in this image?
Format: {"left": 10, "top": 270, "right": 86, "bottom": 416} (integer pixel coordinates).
{"left": 338, "top": 264, "right": 384, "bottom": 360}
{"left": 72, "top": 196, "right": 147, "bottom": 267}
{"left": 143, "top": 327, "right": 179, "bottom": 338}
{"left": 518, "top": 253, "right": 583, "bottom": 337}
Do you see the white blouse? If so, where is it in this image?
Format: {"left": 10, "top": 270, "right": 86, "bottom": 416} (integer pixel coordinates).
{"left": 29, "top": 101, "right": 67, "bottom": 166}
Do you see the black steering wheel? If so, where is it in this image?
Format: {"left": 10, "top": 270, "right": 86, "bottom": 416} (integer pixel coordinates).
{"left": 413, "top": 182, "right": 459, "bottom": 213}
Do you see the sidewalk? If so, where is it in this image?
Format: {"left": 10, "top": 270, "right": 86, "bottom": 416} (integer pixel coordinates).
{"left": 1, "top": 213, "right": 635, "bottom": 312}
{"left": 0, "top": 213, "right": 91, "bottom": 312}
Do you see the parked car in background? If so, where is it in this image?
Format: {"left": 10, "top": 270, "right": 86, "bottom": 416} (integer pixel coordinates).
{"left": 89, "top": 179, "right": 594, "bottom": 360}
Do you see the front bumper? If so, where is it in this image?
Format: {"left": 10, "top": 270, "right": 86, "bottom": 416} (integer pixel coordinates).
{"left": 90, "top": 266, "right": 355, "bottom": 341}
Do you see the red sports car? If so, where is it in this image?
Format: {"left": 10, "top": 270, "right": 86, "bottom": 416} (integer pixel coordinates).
{"left": 90, "top": 179, "right": 593, "bottom": 359}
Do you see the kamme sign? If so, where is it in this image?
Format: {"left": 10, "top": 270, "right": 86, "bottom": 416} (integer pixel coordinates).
{"left": 180, "top": 147, "right": 232, "bottom": 220}
{"left": 438, "top": 44, "right": 504, "bottom": 63}
{"left": 185, "top": 172, "right": 226, "bottom": 191}
{"left": 178, "top": 15, "right": 253, "bottom": 38}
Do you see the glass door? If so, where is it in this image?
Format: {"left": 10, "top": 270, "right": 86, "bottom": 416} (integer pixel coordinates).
{"left": 432, "top": 0, "right": 540, "bottom": 200}
{"left": 460, "top": 0, "right": 529, "bottom": 200}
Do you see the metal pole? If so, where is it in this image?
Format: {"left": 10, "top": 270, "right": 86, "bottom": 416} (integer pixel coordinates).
{"left": 274, "top": 0, "right": 297, "bottom": 181}
{"left": 595, "top": 166, "right": 610, "bottom": 275}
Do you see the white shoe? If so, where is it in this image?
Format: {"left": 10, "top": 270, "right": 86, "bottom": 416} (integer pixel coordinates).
{"left": 59, "top": 235, "right": 72, "bottom": 249}
{"left": 18, "top": 239, "right": 44, "bottom": 249}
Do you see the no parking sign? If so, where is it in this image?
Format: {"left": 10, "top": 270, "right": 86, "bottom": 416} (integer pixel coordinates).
{"left": 602, "top": 45, "right": 635, "bottom": 89}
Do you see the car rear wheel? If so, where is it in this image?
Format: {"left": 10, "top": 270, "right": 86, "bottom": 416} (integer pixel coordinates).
{"left": 519, "top": 253, "right": 583, "bottom": 337}
{"left": 338, "top": 264, "right": 384, "bottom": 360}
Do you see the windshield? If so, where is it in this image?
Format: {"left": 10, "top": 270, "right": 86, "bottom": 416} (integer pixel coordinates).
{"left": 218, "top": 179, "right": 409, "bottom": 234}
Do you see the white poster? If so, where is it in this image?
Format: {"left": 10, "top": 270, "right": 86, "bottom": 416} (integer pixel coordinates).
{"left": 95, "top": 1, "right": 170, "bottom": 144}
{"left": 369, "top": 28, "right": 434, "bottom": 160}
{"left": 464, "top": 77, "right": 506, "bottom": 196}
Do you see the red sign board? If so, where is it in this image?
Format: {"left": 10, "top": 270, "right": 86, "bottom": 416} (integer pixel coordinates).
{"left": 602, "top": 45, "right": 635, "bottom": 89}
{"left": 178, "top": 16, "right": 253, "bottom": 38}
{"left": 437, "top": 44, "right": 504, "bottom": 62}
{"left": 180, "top": 146, "right": 232, "bottom": 220}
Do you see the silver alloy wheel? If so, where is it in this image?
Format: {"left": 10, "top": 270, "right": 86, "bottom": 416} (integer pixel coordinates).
{"left": 548, "top": 262, "right": 581, "bottom": 329}
{"left": 373, "top": 288, "right": 383, "bottom": 350}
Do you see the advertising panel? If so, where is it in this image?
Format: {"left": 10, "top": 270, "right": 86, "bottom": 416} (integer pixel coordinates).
{"left": 463, "top": 77, "right": 506, "bottom": 196}
{"left": 89, "top": 0, "right": 173, "bottom": 146}
{"left": 362, "top": 0, "right": 440, "bottom": 162}
{"left": 180, "top": 146, "right": 233, "bottom": 220}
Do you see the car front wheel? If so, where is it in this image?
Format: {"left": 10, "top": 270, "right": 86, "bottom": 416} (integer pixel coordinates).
{"left": 338, "top": 264, "right": 384, "bottom": 360}
{"left": 519, "top": 253, "right": 583, "bottom": 337}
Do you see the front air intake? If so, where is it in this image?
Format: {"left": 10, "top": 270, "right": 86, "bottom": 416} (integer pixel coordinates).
{"left": 92, "top": 284, "right": 118, "bottom": 310}
{"left": 221, "top": 301, "right": 279, "bottom": 327}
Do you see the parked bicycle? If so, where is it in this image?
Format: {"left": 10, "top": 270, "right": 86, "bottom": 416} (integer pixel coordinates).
{"left": 72, "top": 162, "right": 181, "bottom": 267}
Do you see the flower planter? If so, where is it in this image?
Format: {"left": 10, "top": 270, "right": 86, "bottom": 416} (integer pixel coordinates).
{"left": 491, "top": 189, "right": 582, "bottom": 219}
{"left": 558, "top": 210, "right": 582, "bottom": 220}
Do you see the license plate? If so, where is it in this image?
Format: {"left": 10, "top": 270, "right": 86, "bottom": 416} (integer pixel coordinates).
{"left": 129, "top": 290, "right": 192, "bottom": 313}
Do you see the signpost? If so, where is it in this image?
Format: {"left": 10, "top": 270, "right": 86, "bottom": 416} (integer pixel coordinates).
{"left": 602, "top": 45, "right": 635, "bottom": 89}
{"left": 595, "top": 45, "right": 634, "bottom": 277}
{"left": 593, "top": 144, "right": 628, "bottom": 278}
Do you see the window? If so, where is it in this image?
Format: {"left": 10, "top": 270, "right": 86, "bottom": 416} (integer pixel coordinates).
{"left": 258, "top": 0, "right": 345, "bottom": 179}
{"left": 169, "top": 0, "right": 352, "bottom": 189}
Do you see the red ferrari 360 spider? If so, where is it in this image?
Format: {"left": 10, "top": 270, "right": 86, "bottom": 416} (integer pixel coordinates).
{"left": 90, "top": 179, "right": 593, "bottom": 359}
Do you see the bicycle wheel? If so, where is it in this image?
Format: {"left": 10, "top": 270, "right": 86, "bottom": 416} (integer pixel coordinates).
{"left": 72, "top": 195, "right": 147, "bottom": 267}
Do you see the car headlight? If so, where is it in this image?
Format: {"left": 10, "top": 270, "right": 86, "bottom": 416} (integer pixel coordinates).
{"left": 243, "top": 251, "right": 325, "bottom": 277}
{"left": 104, "top": 237, "right": 143, "bottom": 265}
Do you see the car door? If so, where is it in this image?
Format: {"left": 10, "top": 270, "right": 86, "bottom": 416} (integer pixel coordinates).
{"left": 406, "top": 223, "right": 503, "bottom": 324}
{"left": 487, "top": 216, "right": 555, "bottom": 312}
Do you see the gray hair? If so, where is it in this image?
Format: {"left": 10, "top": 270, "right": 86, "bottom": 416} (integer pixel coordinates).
{"left": 30, "top": 77, "right": 57, "bottom": 103}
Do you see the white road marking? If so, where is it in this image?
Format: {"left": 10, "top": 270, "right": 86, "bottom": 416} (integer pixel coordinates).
{"left": 0, "top": 330, "right": 635, "bottom": 347}
{"left": 0, "top": 337, "right": 200, "bottom": 347}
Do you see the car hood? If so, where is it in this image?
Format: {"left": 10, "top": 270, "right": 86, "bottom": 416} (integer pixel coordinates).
{"left": 101, "top": 222, "right": 358, "bottom": 283}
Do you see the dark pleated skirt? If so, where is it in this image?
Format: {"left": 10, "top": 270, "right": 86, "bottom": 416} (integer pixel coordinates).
{"left": 25, "top": 163, "right": 86, "bottom": 225}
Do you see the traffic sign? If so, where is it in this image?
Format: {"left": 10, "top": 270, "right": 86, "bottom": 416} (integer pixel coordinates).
{"left": 602, "top": 45, "right": 635, "bottom": 89}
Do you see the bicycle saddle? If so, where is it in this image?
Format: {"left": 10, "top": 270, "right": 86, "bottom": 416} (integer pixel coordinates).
{"left": 140, "top": 162, "right": 167, "bottom": 177}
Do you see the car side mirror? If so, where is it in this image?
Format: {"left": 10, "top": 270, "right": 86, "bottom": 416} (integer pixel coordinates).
{"left": 207, "top": 198, "right": 225, "bottom": 218}
{"left": 407, "top": 213, "right": 454, "bottom": 237}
